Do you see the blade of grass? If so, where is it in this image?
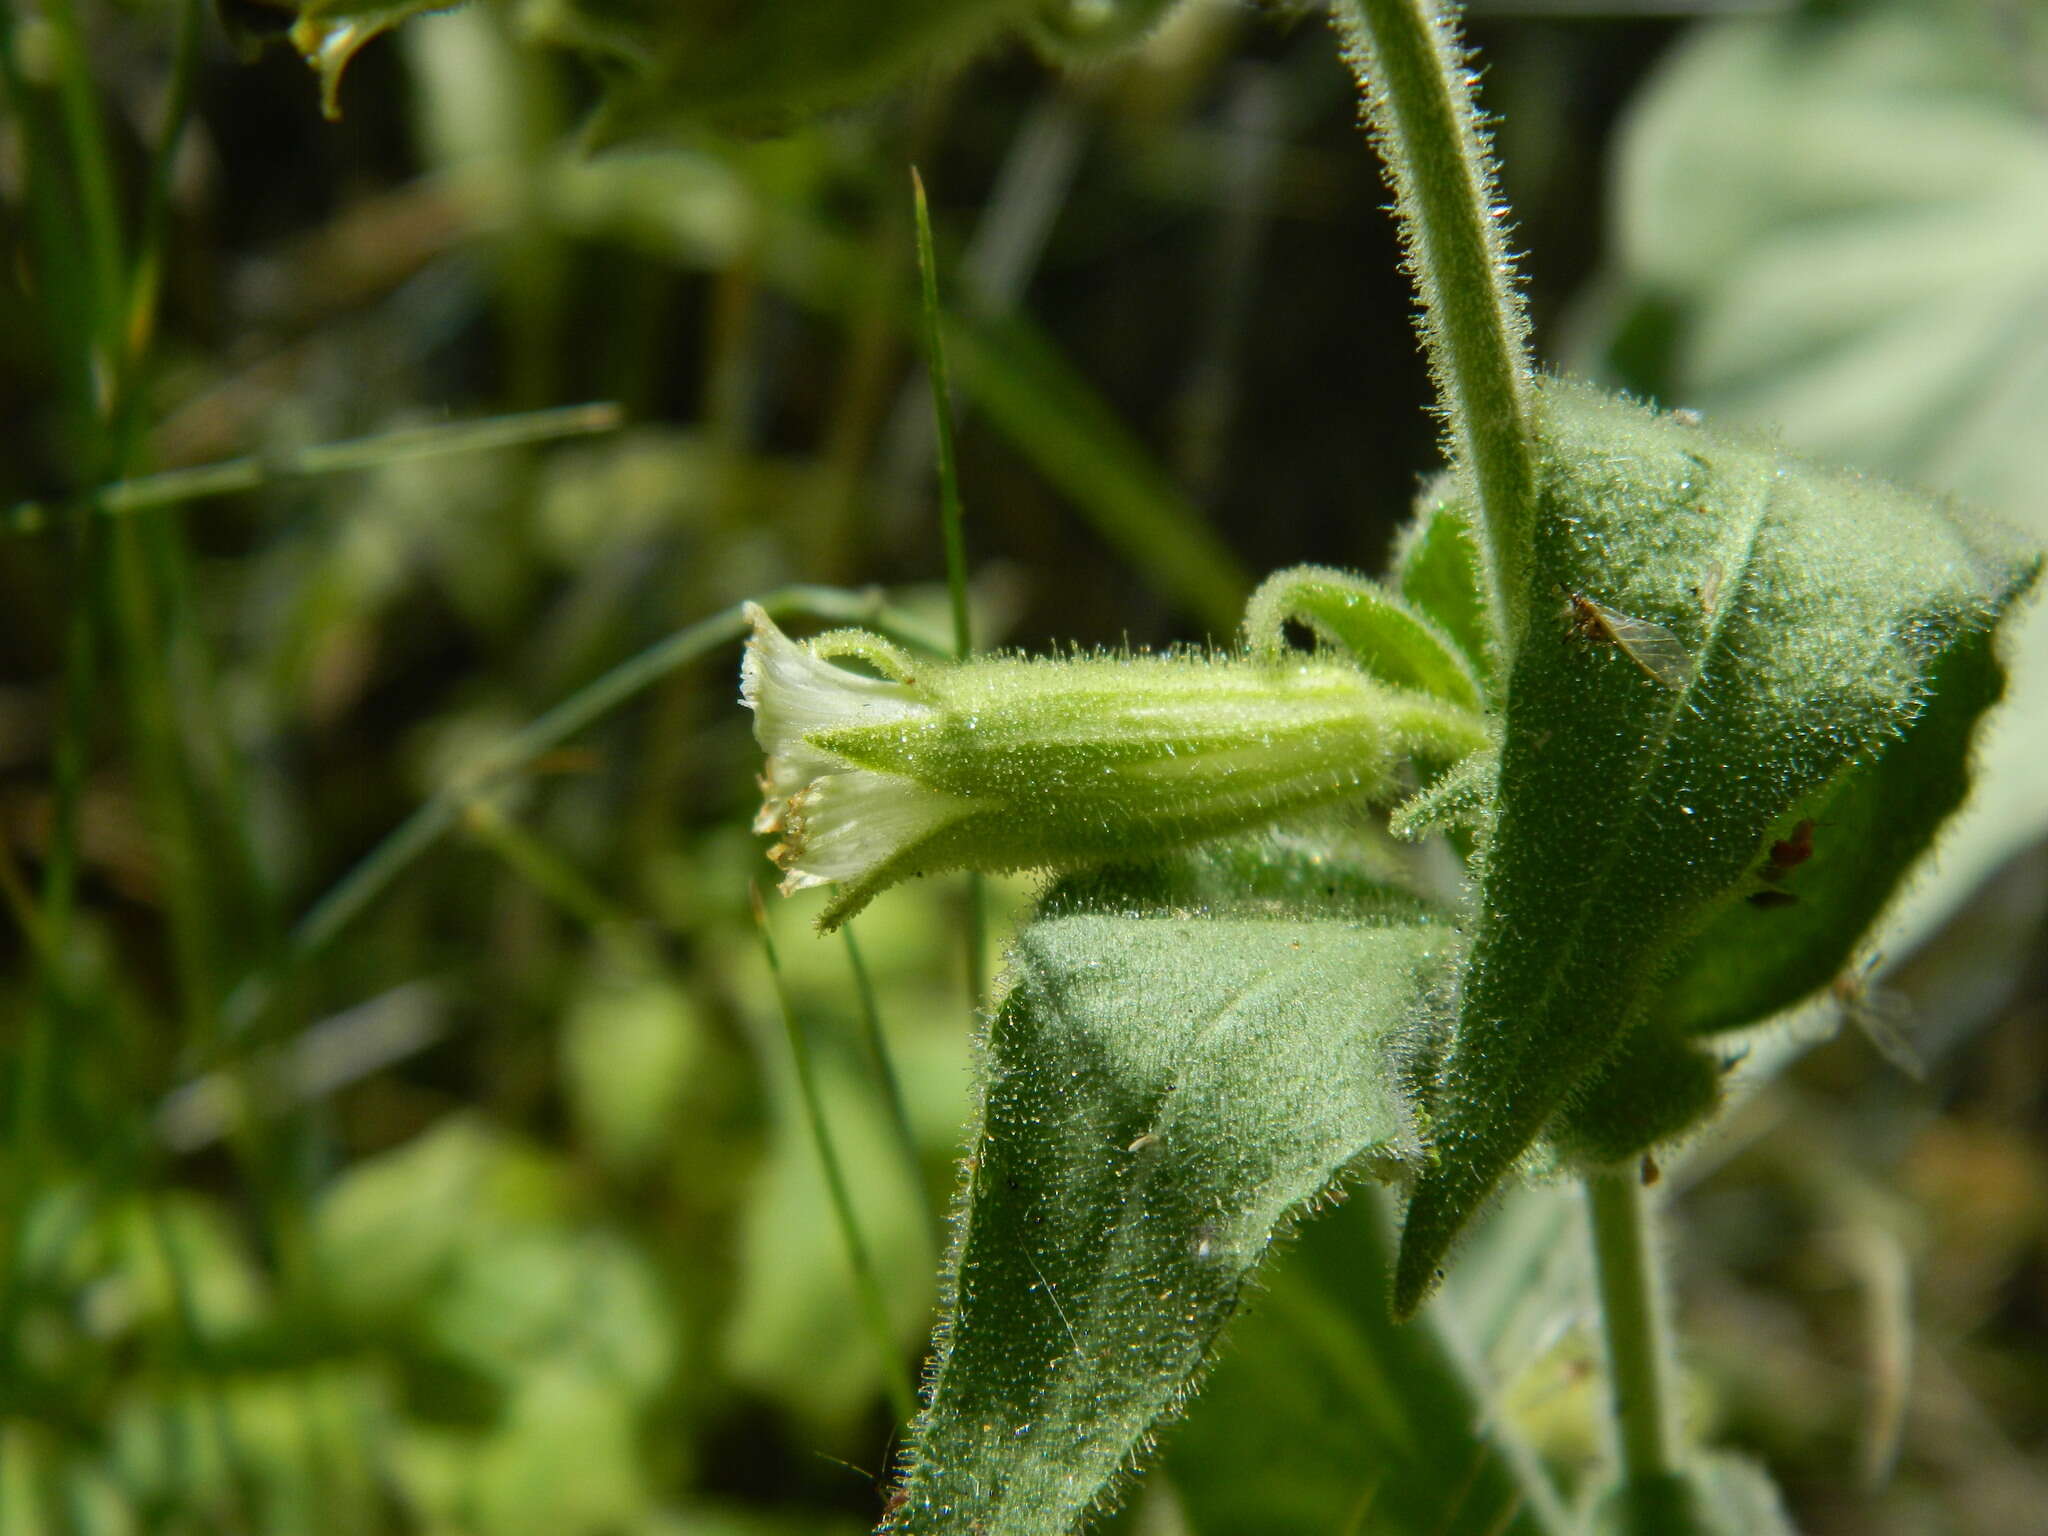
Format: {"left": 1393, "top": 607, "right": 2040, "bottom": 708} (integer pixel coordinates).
{"left": 4, "top": 403, "right": 628, "bottom": 534}
{"left": 912, "top": 168, "right": 990, "bottom": 1016}
{"left": 109, "top": 520, "right": 226, "bottom": 1036}
{"left": 114, "top": 0, "right": 203, "bottom": 443}
{"left": 461, "top": 799, "right": 651, "bottom": 952}
{"left": 0, "top": 0, "right": 111, "bottom": 1440}
{"left": 755, "top": 885, "right": 921, "bottom": 1427}
{"left": 220, "top": 585, "right": 944, "bottom": 1038}
{"left": 707, "top": 176, "right": 1247, "bottom": 629}
{"left": 42, "top": 8, "right": 301, "bottom": 1516}
{"left": 843, "top": 925, "right": 937, "bottom": 1248}
{"left": 912, "top": 170, "right": 973, "bottom": 659}
{"left": 40, "top": 0, "right": 126, "bottom": 382}
{"left": 941, "top": 307, "right": 1249, "bottom": 634}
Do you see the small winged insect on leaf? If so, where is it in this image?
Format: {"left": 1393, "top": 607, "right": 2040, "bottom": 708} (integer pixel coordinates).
{"left": 1692, "top": 560, "right": 1725, "bottom": 618}
{"left": 1833, "top": 954, "right": 1925, "bottom": 1080}
{"left": 1563, "top": 590, "right": 1695, "bottom": 690}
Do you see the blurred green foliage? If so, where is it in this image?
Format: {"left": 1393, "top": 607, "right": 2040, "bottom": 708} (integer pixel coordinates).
{"left": 1, "top": 2, "right": 2044, "bottom": 1534}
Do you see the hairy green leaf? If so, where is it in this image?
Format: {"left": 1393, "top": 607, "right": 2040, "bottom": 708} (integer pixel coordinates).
{"left": 885, "top": 847, "right": 1448, "bottom": 1533}
{"left": 280, "top": 0, "right": 1037, "bottom": 131}
{"left": 1584, "top": 0, "right": 2048, "bottom": 954}
{"left": 1654, "top": 615, "right": 2009, "bottom": 1038}
{"left": 1393, "top": 377, "right": 2036, "bottom": 1315}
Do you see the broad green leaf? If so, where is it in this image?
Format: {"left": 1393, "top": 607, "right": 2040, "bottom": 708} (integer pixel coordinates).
{"left": 422, "top": 1228, "right": 679, "bottom": 1401}
{"left": 1655, "top": 616, "right": 2008, "bottom": 1038}
{"left": 313, "top": 1115, "right": 572, "bottom": 1328}
{"left": 1163, "top": 1188, "right": 1565, "bottom": 1536}
{"left": 469, "top": 1368, "right": 650, "bottom": 1536}
{"left": 886, "top": 847, "right": 1450, "bottom": 1533}
{"left": 1603, "top": 1, "right": 2048, "bottom": 527}
{"left": 310, "top": 1116, "right": 680, "bottom": 1403}
{"left": 1393, "top": 377, "right": 2036, "bottom": 1315}
{"left": 287, "top": 0, "right": 1195, "bottom": 136}
{"left": 1583, "top": 0, "right": 2048, "bottom": 957}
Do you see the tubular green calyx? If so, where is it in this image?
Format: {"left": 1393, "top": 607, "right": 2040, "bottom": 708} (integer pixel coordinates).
{"left": 741, "top": 603, "right": 1488, "bottom": 928}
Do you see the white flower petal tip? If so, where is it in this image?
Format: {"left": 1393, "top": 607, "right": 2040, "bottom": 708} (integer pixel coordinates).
{"left": 740, "top": 608, "right": 963, "bottom": 925}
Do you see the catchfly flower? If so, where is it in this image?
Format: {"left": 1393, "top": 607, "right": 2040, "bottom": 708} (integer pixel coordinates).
{"left": 741, "top": 603, "right": 1488, "bottom": 928}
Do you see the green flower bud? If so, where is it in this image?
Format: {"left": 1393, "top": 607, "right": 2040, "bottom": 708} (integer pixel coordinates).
{"left": 741, "top": 605, "right": 1488, "bottom": 929}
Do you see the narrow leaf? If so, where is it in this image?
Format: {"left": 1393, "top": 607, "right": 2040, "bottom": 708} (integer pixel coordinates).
{"left": 1244, "top": 565, "right": 1483, "bottom": 710}
{"left": 1393, "top": 494, "right": 1497, "bottom": 694}
{"left": 886, "top": 848, "right": 1448, "bottom": 1533}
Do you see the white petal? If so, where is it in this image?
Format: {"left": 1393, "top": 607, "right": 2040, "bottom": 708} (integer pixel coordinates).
{"left": 781, "top": 768, "right": 970, "bottom": 887}
{"left": 740, "top": 605, "right": 928, "bottom": 767}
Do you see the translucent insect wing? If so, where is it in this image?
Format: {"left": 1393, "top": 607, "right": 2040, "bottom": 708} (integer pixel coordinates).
{"left": 1849, "top": 989, "right": 1926, "bottom": 1081}
{"left": 1834, "top": 961, "right": 1925, "bottom": 1081}
{"left": 1590, "top": 599, "right": 1695, "bottom": 690}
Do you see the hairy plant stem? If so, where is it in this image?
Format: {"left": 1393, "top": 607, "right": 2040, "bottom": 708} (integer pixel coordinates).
{"left": 1330, "top": 0, "right": 1535, "bottom": 646}
{"left": 1585, "top": 1170, "right": 1681, "bottom": 1525}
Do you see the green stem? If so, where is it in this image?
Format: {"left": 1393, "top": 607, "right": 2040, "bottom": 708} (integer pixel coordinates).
{"left": 756, "top": 890, "right": 920, "bottom": 1426}
{"left": 1329, "top": 0, "right": 1535, "bottom": 646}
{"left": 1584, "top": 1170, "right": 1680, "bottom": 1521}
